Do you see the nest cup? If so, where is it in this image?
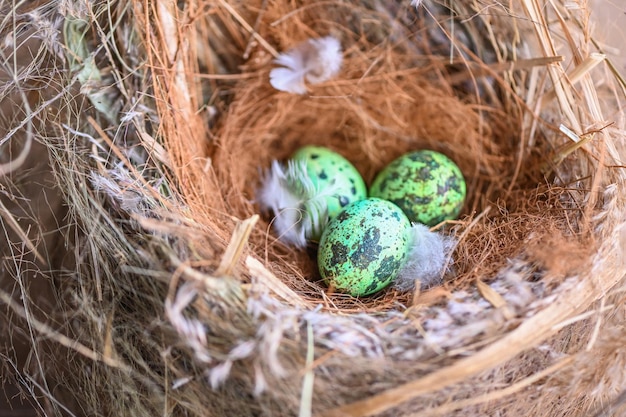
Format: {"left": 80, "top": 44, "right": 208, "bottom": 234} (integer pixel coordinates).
{"left": 1, "top": 1, "right": 625, "bottom": 416}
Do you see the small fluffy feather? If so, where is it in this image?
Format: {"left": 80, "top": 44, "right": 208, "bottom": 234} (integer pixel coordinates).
{"left": 394, "top": 223, "right": 457, "bottom": 291}
{"left": 269, "top": 36, "right": 342, "bottom": 94}
{"left": 257, "top": 159, "right": 340, "bottom": 247}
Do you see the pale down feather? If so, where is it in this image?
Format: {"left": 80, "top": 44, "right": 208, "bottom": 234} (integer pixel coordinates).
{"left": 269, "top": 36, "right": 343, "bottom": 94}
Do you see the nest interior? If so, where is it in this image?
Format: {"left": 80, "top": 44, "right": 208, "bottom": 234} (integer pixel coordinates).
{"left": 181, "top": 1, "right": 594, "bottom": 309}
{"left": 0, "top": 1, "right": 625, "bottom": 417}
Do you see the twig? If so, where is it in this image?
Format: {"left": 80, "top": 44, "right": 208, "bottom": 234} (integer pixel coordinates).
{"left": 216, "top": 215, "right": 259, "bottom": 277}
{"left": 0, "top": 289, "right": 128, "bottom": 370}
{"left": 0, "top": 199, "right": 45, "bottom": 264}
{"left": 298, "top": 320, "right": 315, "bottom": 417}
{"left": 407, "top": 356, "right": 575, "bottom": 417}
{"left": 521, "top": 0, "right": 581, "bottom": 132}
{"left": 216, "top": 0, "right": 278, "bottom": 58}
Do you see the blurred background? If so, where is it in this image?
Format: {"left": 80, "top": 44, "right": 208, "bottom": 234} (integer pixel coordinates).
{"left": 594, "top": 0, "right": 626, "bottom": 71}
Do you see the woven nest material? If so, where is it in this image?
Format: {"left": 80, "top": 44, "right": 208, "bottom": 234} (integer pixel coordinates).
{"left": 1, "top": 1, "right": 625, "bottom": 416}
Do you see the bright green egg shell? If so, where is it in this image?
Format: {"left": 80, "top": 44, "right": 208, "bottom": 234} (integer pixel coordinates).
{"left": 370, "top": 150, "right": 466, "bottom": 226}
{"left": 317, "top": 198, "right": 410, "bottom": 297}
{"left": 292, "top": 146, "right": 367, "bottom": 238}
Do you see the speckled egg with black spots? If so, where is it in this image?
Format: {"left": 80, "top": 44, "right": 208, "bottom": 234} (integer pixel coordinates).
{"left": 292, "top": 146, "right": 367, "bottom": 238}
{"left": 318, "top": 198, "right": 411, "bottom": 297}
{"left": 369, "top": 150, "right": 466, "bottom": 226}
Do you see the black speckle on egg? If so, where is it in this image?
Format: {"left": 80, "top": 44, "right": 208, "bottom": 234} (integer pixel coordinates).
{"left": 447, "top": 175, "right": 463, "bottom": 194}
{"left": 414, "top": 195, "right": 432, "bottom": 205}
{"left": 349, "top": 227, "right": 381, "bottom": 269}
{"left": 339, "top": 195, "right": 350, "bottom": 207}
{"left": 374, "top": 255, "right": 403, "bottom": 280}
{"left": 363, "top": 227, "right": 382, "bottom": 248}
{"left": 336, "top": 209, "right": 350, "bottom": 222}
{"left": 319, "top": 170, "right": 328, "bottom": 180}
{"left": 310, "top": 153, "right": 320, "bottom": 159}
{"left": 419, "top": 166, "right": 433, "bottom": 180}
{"left": 364, "top": 278, "right": 381, "bottom": 294}
{"left": 321, "top": 267, "right": 333, "bottom": 279}
{"left": 330, "top": 241, "right": 349, "bottom": 265}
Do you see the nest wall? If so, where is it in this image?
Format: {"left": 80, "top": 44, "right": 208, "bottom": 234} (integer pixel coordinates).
{"left": 0, "top": 1, "right": 625, "bottom": 417}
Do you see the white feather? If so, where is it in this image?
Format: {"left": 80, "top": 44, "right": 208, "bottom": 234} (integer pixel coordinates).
{"left": 394, "top": 223, "right": 457, "bottom": 291}
{"left": 269, "top": 36, "right": 343, "bottom": 94}
{"left": 257, "top": 159, "right": 343, "bottom": 247}
{"left": 257, "top": 160, "right": 308, "bottom": 246}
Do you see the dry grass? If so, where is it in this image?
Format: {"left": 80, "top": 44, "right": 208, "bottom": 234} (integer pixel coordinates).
{"left": 0, "top": 0, "right": 624, "bottom": 416}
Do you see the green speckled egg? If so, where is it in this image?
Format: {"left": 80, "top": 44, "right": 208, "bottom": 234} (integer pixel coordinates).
{"left": 318, "top": 198, "right": 411, "bottom": 297}
{"left": 369, "top": 150, "right": 466, "bottom": 226}
{"left": 291, "top": 146, "right": 367, "bottom": 239}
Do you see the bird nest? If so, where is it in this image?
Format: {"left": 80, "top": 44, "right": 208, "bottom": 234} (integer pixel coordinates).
{"left": 1, "top": 1, "right": 625, "bottom": 416}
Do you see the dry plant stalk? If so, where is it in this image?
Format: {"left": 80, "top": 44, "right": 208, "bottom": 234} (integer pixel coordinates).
{"left": 0, "top": 1, "right": 624, "bottom": 417}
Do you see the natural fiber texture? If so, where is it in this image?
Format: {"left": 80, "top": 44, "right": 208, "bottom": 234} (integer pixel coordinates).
{"left": 0, "top": 1, "right": 624, "bottom": 416}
